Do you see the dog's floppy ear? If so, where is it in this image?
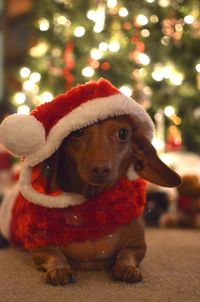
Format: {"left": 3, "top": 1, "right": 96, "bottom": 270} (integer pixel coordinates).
{"left": 131, "top": 130, "right": 182, "bottom": 187}
{"left": 42, "top": 150, "right": 60, "bottom": 193}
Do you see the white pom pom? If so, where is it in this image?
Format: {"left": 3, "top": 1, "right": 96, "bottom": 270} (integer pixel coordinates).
{"left": 0, "top": 114, "right": 45, "bottom": 156}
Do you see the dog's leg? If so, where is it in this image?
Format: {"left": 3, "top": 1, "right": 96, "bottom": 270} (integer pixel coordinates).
{"left": 112, "top": 244, "right": 146, "bottom": 283}
{"left": 31, "top": 247, "right": 76, "bottom": 286}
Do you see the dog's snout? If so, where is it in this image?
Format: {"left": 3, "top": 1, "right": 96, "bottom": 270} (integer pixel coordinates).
{"left": 90, "top": 161, "right": 112, "bottom": 183}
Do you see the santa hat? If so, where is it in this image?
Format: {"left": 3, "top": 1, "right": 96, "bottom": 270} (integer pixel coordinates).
{"left": 0, "top": 78, "right": 154, "bottom": 161}
{"left": 0, "top": 78, "right": 154, "bottom": 208}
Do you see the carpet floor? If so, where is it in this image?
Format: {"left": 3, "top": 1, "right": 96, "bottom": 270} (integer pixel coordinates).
{"left": 0, "top": 228, "right": 199, "bottom": 302}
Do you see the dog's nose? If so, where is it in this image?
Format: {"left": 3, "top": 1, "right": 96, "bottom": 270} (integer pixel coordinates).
{"left": 90, "top": 161, "right": 112, "bottom": 182}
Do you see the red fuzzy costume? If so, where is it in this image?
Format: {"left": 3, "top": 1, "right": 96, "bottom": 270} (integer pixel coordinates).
{"left": 10, "top": 178, "right": 146, "bottom": 250}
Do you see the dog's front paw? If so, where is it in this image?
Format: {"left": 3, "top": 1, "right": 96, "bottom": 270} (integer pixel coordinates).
{"left": 45, "top": 267, "right": 76, "bottom": 286}
{"left": 112, "top": 264, "right": 143, "bottom": 283}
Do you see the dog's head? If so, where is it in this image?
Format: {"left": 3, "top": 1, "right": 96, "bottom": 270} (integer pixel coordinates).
{"left": 0, "top": 78, "right": 182, "bottom": 206}
{"left": 44, "top": 115, "right": 182, "bottom": 198}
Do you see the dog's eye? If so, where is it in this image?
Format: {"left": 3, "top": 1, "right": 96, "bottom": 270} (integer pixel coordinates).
{"left": 71, "top": 129, "right": 85, "bottom": 137}
{"left": 117, "top": 128, "right": 129, "bottom": 142}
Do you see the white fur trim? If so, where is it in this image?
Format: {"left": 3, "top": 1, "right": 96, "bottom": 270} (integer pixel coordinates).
{"left": 27, "top": 94, "right": 154, "bottom": 167}
{"left": 19, "top": 93, "right": 154, "bottom": 208}
{"left": 19, "top": 160, "right": 86, "bottom": 208}
{"left": 0, "top": 114, "right": 45, "bottom": 157}
{"left": 0, "top": 184, "right": 20, "bottom": 239}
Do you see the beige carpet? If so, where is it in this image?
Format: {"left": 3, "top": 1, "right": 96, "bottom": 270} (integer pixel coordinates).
{"left": 0, "top": 228, "right": 199, "bottom": 302}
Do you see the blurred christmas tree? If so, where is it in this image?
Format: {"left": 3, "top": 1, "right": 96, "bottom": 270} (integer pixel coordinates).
{"left": 6, "top": 0, "right": 200, "bottom": 152}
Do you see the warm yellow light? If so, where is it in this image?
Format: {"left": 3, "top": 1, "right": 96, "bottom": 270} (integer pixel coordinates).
{"left": 137, "top": 53, "right": 150, "bottom": 65}
{"left": 173, "top": 116, "right": 182, "bottom": 125}
{"left": 150, "top": 15, "right": 159, "bottom": 23}
{"left": 87, "top": 10, "right": 96, "bottom": 21}
{"left": 175, "top": 24, "right": 183, "bottom": 33}
{"left": 184, "top": 15, "right": 194, "bottom": 24}
{"left": 158, "top": 0, "right": 170, "bottom": 7}
{"left": 40, "top": 92, "right": 54, "bottom": 103}
{"left": 38, "top": 18, "right": 50, "bottom": 31}
{"left": 141, "top": 29, "right": 150, "bottom": 38}
{"left": 143, "top": 86, "right": 152, "bottom": 96}
{"left": 154, "top": 111, "right": 163, "bottom": 122}
{"left": 29, "top": 41, "right": 49, "bottom": 57}
{"left": 107, "top": 0, "right": 117, "bottom": 9}
{"left": 82, "top": 67, "right": 95, "bottom": 77}
{"left": 93, "top": 23, "right": 104, "bottom": 33}
{"left": 152, "top": 70, "right": 163, "bottom": 82}
{"left": 93, "top": 4, "right": 105, "bottom": 33}
{"left": 53, "top": 14, "right": 71, "bottom": 27}
{"left": 136, "top": 15, "right": 148, "bottom": 26}
{"left": 99, "top": 42, "right": 108, "bottom": 51}
{"left": 196, "top": 64, "right": 200, "bottom": 72}
{"left": 162, "top": 66, "right": 173, "bottom": 79}
{"left": 57, "top": 15, "right": 68, "bottom": 25}
{"left": 146, "top": 0, "right": 155, "bottom": 3}
{"left": 161, "top": 36, "right": 170, "bottom": 46}
{"left": 164, "top": 106, "right": 175, "bottom": 117}
{"left": 20, "top": 67, "right": 31, "bottom": 78}
{"left": 90, "top": 49, "right": 102, "bottom": 60}
{"left": 74, "top": 26, "right": 85, "bottom": 37}
{"left": 170, "top": 73, "right": 183, "bottom": 86}
{"left": 109, "top": 41, "right": 120, "bottom": 52}
{"left": 33, "top": 84, "right": 39, "bottom": 94}
{"left": 119, "top": 7, "right": 128, "bottom": 17}
{"left": 119, "top": 86, "right": 132, "bottom": 97}
{"left": 152, "top": 136, "right": 165, "bottom": 152}
{"left": 23, "top": 80, "right": 35, "bottom": 91}
{"left": 13, "top": 92, "right": 26, "bottom": 105}
{"left": 30, "top": 72, "right": 41, "bottom": 83}
{"left": 51, "top": 48, "right": 62, "bottom": 57}
{"left": 17, "top": 105, "right": 30, "bottom": 115}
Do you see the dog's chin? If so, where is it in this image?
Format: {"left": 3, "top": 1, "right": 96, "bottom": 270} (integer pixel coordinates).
{"left": 88, "top": 176, "right": 117, "bottom": 187}
{"left": 82, "top": 178, "right": 116, "bottom": 198}
{"left": 89, "top": 180, "right": 112, "bottom": 187}
{"left": 84, "top": 183, "right": 111, "bottom": 198}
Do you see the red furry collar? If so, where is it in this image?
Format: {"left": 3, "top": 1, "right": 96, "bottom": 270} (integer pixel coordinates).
{"left": 11, "top": 178, "right": 146, "bottom": 250}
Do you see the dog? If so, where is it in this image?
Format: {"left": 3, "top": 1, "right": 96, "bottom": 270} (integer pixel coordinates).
{"left": 0, "top": 79, "right": 181, "bottom": 286}
{"left": 29, "top": 115, "right": 180, "bottom": 285}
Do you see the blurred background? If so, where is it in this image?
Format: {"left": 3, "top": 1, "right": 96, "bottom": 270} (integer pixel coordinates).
{"left": 0, "top": 0, "right": 200, "bottom": 227}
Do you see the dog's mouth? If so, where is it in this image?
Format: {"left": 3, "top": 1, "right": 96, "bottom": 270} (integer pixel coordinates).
{"left": 80, "top": 176, "right": 115, "bottom": 198}
{"left": 87, "top": 174, "right": 116, "bottom": 187}
{"left": 84, "top": 185, "right": 104, "bottom": 198}
{"left": 83, "top": 182, "right": 112, "bottom": 198}
{"left": 89, "top": 179, "right": 112, "bottom": 186}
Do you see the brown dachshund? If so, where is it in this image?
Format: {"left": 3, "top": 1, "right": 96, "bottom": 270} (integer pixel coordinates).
{"left": 30, "top": 115, "right": 181, "bottom": 285}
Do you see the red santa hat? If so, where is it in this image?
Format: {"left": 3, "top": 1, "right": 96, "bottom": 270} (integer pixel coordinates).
{"left": 0, "top": 78, "right": 154, "bottom": 208}
{"left": 0, "top": 79, "right": 154, "bottom": 161}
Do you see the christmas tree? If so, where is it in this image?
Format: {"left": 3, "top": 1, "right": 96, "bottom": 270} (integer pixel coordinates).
{"left": 5, "top": 0, "right": 200, "bottom": 152}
